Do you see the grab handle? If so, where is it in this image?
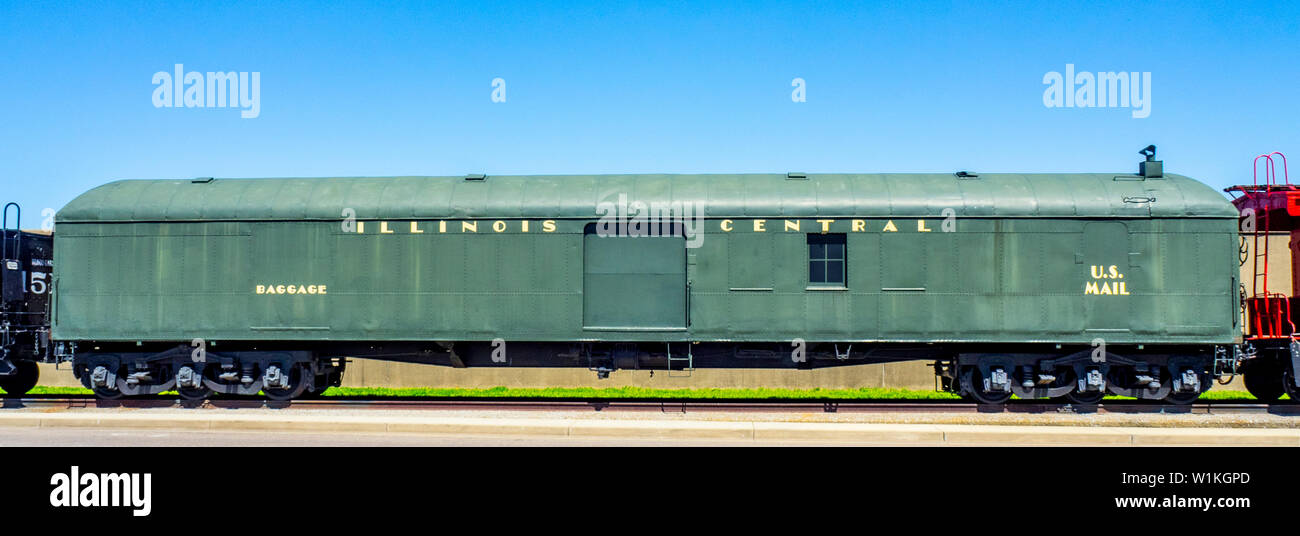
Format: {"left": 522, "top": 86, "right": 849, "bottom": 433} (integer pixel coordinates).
{"left": 1, "top": 203, "right": 18, "bottom": 259}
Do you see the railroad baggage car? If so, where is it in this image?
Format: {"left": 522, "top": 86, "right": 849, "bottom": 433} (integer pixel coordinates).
{"left": 46, "top": 151, "right": 1244, "bottom": 403}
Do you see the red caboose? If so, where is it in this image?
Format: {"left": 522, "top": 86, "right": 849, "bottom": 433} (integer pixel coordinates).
{"left": 1225, "top": 152, "right": 1300, "bottom": 401}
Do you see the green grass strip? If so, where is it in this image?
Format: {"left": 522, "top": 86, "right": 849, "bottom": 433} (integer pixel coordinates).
{"left": 11, "top": 386, "right": 95, "bottom": 396}
{"left": 9, "top": 384, "right": 1287, "bottom": 401}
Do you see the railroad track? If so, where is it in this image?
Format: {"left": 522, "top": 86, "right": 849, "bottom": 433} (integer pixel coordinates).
{"left": 3, "top": 396, "right": 1298, "bottom": 415}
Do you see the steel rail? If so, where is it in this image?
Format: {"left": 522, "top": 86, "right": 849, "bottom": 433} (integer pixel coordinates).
{"left": 2, "top": 396, "right": 1297, "bottom": 415}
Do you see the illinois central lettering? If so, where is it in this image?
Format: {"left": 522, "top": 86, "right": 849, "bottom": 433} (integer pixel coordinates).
{"left": 716, "top": 219, "right": 928, "bottom": 233}
{"left": 353, "top": 219, "right": 932, "bottom": 234}
{"left": 355, "top": 220, "right": 556, "bottom": 234}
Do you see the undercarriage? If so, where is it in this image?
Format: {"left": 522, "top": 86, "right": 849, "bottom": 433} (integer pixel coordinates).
{"left": 58, "top": 340, "right": 1258, "bottom": 405}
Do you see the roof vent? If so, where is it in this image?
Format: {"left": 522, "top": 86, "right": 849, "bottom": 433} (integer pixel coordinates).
{"left": 464, "top": 174, "right": 486, "bottom": 181}
{"left": 191, "top": 177, "right": 214, "bottom": 184}
{"left": 1138, "top": 145, "right": 1162, "bottom": 178}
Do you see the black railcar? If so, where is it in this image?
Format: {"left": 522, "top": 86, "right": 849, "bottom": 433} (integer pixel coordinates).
{"left": 0, "top": 203, "right": 53, "bottom": 395}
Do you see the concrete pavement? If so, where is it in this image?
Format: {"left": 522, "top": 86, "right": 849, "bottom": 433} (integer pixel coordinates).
{"left": 0, "top": 410, "right": 1296, "bottom": 446}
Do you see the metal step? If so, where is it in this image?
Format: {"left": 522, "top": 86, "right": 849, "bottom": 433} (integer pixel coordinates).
{"left": 666, "top": 344, "right": 694, "bottom": 378}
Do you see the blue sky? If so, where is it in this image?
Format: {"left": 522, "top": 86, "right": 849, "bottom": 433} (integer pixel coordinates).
{"left": 1, "top": 0, "right": 1297, "bottom": 229}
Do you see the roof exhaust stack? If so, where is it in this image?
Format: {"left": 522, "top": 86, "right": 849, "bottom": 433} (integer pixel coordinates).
{"left": 1139, "top": 145, "right": 1162, "bottom": 178}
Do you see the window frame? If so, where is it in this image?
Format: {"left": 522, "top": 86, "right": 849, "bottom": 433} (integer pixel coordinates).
{"left": 807, "top": 233, "right": 847, "bottom": 289}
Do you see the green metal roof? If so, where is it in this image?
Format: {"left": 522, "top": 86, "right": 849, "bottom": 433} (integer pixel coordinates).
{"left": 56, "top": 172, "right": 1238, "bottom": 223}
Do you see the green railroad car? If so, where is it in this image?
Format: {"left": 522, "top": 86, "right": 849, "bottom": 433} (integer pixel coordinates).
{"left": 50, "top": 156, "right": 1242, "bottom": 403}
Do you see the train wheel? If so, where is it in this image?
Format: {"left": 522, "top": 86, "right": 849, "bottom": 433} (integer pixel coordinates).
{"left": 263, "top": 386, "right": 307, "bottom": 401}
{"left": 1284, "top": 367, "right": 1300, "bottom": 404}
{"left": 262, "top": 364, "right": 308, "bottom": 401}
{"left": 177, "top": 386, "right": 212, "bottom": 401}
{"left": 1063, "top": 390, "right": 1106, "bottom": 405}
{"left": 1242, "top": 361, "right": 1284, "bottom": 403}
{"left": 1163, "top": 367, "right": 1209, "bottom": 405}
{"left": 962, "top": 366, "right": 1012, "bottom": 405}
{"left": 0, "top": 360, "right": 39, "bottom": 396}
{"left": 92, "top": 386, "right": 124, "bottom": 400}
{"left": 1163, "top": 391, "right": 1200, "bottom": 405}
{"left": 175, "top": 366, "right": 211, "bottom": 401}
